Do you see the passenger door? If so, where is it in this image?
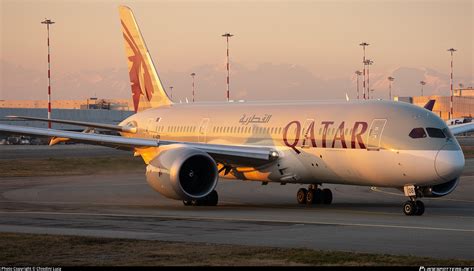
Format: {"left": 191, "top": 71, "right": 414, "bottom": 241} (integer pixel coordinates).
{"left": 198, "top": 118, "right": 210, "bottom": 143}
{"left": 367, "top": 119, "right": 387, "bottom": 150}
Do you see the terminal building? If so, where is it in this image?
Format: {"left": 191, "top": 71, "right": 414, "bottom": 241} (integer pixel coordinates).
{"left": 0, "top": 98, "right": 133, "bottom": 133}
{"left": 396, "top": 87, "right": 474, "bottom": 121}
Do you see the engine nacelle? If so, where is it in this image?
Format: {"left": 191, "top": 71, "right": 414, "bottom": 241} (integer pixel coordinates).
{"left": 146, "top": 144, "right": 218, "bottom": 200}
{"left": 420, "top": 178, "right": 459, "bottom": 197}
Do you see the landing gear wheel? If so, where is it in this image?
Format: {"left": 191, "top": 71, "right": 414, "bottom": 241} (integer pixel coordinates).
{"left": 322, "top": 188, "right": 333, "bottom": 205}
{"left": 183, "top": 200, "right": 192, "bottom": 206}
{"left": 313, "top": 188, "right": 323, "bottom": 204}
{"left": 206, "top": 190, "right": 219, "bottom": 206}
{"left": 415, "top": 200, "right": 425, "bottom": 216}
{"left": 297, "top": 188, "right": 308, "bottom": 204}
{"left": 403, "top": 201, "right": 418, "bottom": 216}
{"left": 306, "top": 189, "right": 314, "bottom": 204}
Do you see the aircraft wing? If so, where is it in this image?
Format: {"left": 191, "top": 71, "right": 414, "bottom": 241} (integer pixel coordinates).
{"left": 0, "top": 124, "right": 278, "bottom": 166}
{"left": 7, "top": 115, "right": 136, "bottom": 133}
{"left": 0, "top": 124, "right": 156, "bottom": 150}
{"left": 449, "top": 122, "right": 474, "bottom": 135}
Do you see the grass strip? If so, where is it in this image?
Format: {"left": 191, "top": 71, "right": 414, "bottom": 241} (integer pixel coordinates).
{"left": 0, "top": 232, "right": 472, "bottom": 266}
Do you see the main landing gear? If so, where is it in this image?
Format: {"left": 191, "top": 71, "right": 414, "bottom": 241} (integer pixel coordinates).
{"left": 183, "top": 190, "right": 219, "bottom": 206}
{"left": 297, "top": 185, "right": 332, "bottom": 205}
{"left": 402, "top": 185, "right": 425, "bottom": 216}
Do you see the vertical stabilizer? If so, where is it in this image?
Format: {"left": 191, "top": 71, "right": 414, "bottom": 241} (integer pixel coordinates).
{"left": 119, "top": 6, "right": 172, "bottom": 112}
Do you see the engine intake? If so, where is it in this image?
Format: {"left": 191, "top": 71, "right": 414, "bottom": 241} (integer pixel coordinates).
{"left": 420, "top": 178, "right": 459, "bottom": 197}
{"left": 146, "top": 144, "right": 218, "bottom": 200}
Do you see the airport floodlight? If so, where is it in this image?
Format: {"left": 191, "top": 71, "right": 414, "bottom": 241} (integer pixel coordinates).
{"left": 364, "top": 59, "right": 374, "bottom": 99}
{"left": 41, "top": 18, "right": 55, "bottom": 129}
{"left": 447, "top": 48, "right": 457, "bottom": 119}
{"left": 359, "top": 42, "right": 370, "bottom": 99}
{"left": 222, "top": 33, "right": 234, "bottom": 102}
{"left": 388, "top": 76, "right": 395, "bottom": 100}
{"left": 420, "top": 81, "right": 426, "bottom": 96}
{"left": 190, "top": 73, "right": 196, "bottom": 102}
{"left": 355, "top": 70, "right": 362, "bottom": 100}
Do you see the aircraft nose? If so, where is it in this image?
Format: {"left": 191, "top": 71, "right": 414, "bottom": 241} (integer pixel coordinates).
{"left": 435, "top": 145, "right": 464, "bottom": 181}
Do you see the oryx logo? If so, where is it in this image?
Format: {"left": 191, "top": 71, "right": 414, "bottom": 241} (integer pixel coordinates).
{"left": 121, "top": 20, "right": 154, "bottom": 112}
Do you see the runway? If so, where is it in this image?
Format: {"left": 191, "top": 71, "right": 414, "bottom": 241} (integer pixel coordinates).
{"left": 0, "top": 145, "right": 473, "bottom": 260}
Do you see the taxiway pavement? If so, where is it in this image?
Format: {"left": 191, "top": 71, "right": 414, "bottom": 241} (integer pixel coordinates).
{"left": 0, "top": 145, "right": 473, "bottom": 259}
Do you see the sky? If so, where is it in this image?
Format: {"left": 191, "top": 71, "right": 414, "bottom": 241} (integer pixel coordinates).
{"left": 0, "top": 0, "right": 472, "bottom": 102}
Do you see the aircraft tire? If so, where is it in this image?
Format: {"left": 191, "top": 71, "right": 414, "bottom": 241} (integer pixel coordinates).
{"left": 297, "top": 188, "right": 307, "bottom": 204}
{"left": 415, "top": 200, "right": 425, "bottom": 216}
{"left": 322, "top": 188, "right": 333, "bottom": 205}
{"left": 306, "top": 189, "right": 314, "bottom": 205}
{"left": 313, "top": 188, "right": 324, "bottom": 204}
{"left": 403, "top": 201, "right": 418, "bottom": 216}
{"left": 206, "top": 190, "right": 219, "bottom": 206}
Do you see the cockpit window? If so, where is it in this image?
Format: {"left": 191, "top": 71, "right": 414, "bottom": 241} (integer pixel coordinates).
{"left": 426, "top": 127, "right": 446, "bottom": 138}
{"left": 409, "top": 128, "right": 427, "bottom": 138}
{"left": 442, "top": 128, "right": 453, "bottom": 139}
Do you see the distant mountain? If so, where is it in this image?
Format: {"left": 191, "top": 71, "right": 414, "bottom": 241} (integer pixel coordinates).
{"left": 1, "top": 58, "right": 472, "bottom": 101}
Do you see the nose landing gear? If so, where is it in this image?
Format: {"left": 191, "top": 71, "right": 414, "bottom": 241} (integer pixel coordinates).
{"left": 403, "top": 199, "right": 425, "bottom": 216}
{"left": 297, "top": 185, "right": 333, "bottom": 205}
{"left": 403, "top": 185, "right": 425, "bottom": 216}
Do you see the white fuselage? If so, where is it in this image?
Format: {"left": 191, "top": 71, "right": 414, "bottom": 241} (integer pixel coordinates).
{"left": 120, "top": 100, "right": 464, "bottom": 189}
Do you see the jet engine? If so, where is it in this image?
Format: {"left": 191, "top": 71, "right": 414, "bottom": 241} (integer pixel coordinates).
{"left": 145, "top": 144, "right": 218, "bottom": 200}
{"left": 420, "top": 178, "right": 459, "bottom": 197}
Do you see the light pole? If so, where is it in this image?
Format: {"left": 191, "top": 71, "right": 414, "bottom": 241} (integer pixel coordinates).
{"left": 222, "top": 33, "right": 234, "bottom": 101}
{"left": 190, "top": 73, "right": 196, "bottom": 102}
{"left": 169, "top": 86, "right": 173, "bottom": 100}
{"left": 420, "top": 81, "right": 426, "bottom": 96}
{"left": 388, "top": 76, "right": 395, "bottom": 100}
{"left": 355, "top": 70, "right": 362, "bottom": 100}
{"left": 41, "top": 18, "right": 55, "bottom": 128}
{"left": 364, "top": 59, "right": 373, "bottom": 99}
{"left": 370, "top": 89, "right": 375, "bottom": 99}
{"left": 447, "top": 48, "right": 457, "bottom": 119}
{"left": 359, "top": 42, "right": 370, "bottom": 100}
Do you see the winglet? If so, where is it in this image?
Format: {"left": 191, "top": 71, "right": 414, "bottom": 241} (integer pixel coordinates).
{"left": 119, "top": 6, "right": 172, "bottom": 112}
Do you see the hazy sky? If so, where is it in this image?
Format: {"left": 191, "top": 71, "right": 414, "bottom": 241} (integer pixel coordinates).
{"left": 1, "top": 0, "right": 472, "bottom": 101}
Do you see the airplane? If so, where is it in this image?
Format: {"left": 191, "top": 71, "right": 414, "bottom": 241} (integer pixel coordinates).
{"left": 1, "top": 6, "right": 473, "bottom": 216}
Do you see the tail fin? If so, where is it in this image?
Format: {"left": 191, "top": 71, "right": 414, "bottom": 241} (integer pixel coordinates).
{"left": 119, "top": 6, "right": 172, "bottom": 112}
{"left": 423, "top": 99, "right": 435, "bottom": 111}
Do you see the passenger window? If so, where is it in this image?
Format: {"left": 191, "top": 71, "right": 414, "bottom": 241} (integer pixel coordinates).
{"left": 409, "top": 128, "right": 427, "bottom": 139}
{"left": 426, "top": 128, "right": 446, "bottom": 138}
